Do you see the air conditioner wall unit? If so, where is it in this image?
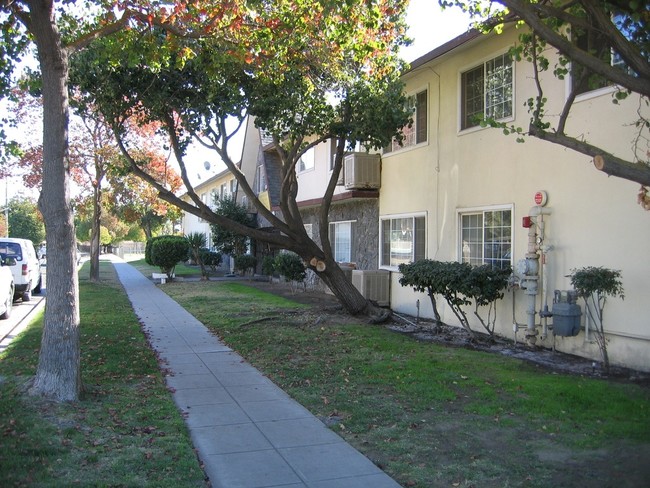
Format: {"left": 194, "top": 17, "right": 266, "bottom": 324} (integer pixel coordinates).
{"left": 351, "top": 269, "right": 390, "bottom": 306}
{"left": 344, "top": 153, "right": 381, "bottom": 190}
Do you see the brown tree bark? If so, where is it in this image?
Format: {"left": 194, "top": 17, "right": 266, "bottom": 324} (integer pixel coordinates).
{"left": 28, "top": 0, "right": 81, "bottom": 402}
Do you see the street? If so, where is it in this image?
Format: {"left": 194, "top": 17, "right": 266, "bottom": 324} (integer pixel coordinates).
{"left": 0, "top": 269, "right": 46, "bottom": 352}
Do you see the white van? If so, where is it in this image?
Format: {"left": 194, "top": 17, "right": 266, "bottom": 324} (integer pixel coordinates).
{"left": 0, "top": 238, "right": 42, "bottom": 301}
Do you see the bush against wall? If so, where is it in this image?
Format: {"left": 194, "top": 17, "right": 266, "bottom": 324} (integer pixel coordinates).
{"left": 148, "top": 235, "right": 189, "bottom": 279}
{"left": 399, "top": 260, "right": 510, "bottom": 338}
{"left": 569, "top": 266, "right": 624, "bottom": 373}
{"left": 200, "top": 249, "right": 222, "bottom": 272}
{"left": 274, "top": 252, "right": 306, "bottom": 283}
{"left": 234, "top": 254, "right": 257, "bottom": 277}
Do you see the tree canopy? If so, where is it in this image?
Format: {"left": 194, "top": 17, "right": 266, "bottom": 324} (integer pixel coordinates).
{"left": 70, "top": 0, "right": 412, "bottom": 317}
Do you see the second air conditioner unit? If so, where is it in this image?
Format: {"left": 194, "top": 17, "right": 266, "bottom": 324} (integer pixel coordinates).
{"left": 344, "top": 153, "right": 381, "bottom": 190}
{"left": 351, "top": 269, "right": 390, "bottom": 307}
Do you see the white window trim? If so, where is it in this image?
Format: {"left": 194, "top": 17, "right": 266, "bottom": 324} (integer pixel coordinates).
{"left": 383, "top": 84, "right": 429, "bottom": 156}
{"left": 379, "top": 211, "right": 427, "bottom": 271}
{"left": 297, "top": 147, "right": 316, "bottom": 174}
{"left": 330, "top": 220, "right": 356, "bottom": 263}
{"left": 456, "top": 203, "right": 514, "bottom": 266}
{"left": 458, "top": 50, "right": 516, "bottom": 135}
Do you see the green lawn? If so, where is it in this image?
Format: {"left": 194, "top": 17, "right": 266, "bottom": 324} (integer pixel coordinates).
{"left": 0, "top": 262, "right": 206, "bottom": 487}
{"left": 1, "top": 263, "right": 648, "bottom": 487}
{"left": 162, "top": 279, "right": 650, "bottom": 488}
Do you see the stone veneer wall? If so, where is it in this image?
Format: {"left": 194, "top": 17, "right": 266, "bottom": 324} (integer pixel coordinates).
{"left": 299, "top": 199, "right": 379, "bottom": 292}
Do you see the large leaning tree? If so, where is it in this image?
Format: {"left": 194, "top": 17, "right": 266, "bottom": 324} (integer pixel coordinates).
{"left": 71, "top": 0, "right": 412, "bottom": 320}
{"left": 442, "top": 0, "right": 649, "bottom": 202}
{"left": 0, "top": 0, "right": 247, "bottom": 402}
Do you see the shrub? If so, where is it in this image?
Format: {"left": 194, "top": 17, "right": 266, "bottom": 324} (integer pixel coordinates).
{"left": 144, "top": 235, "right": 167, "bottom": 266}
{"left": 200, "top": 249, "right": 222, "bottom": 271}
{"left": 569, "top": 266, "right": 624, "bottom": 373}
{"left": 399, "top": 260, "right": 510, "bottom": 337}
{"left": 149, "top": 235, "right": 189, "bottom": 279}
{"left": 234, "top": 254, "right": 257, "bottom": 277}
{"left": 274, "top": 252, "right": 306, "bottom": 283}
{"left": 186, "top": 232, "right": 208, "bottom": 279}
{"left": 262, "top": 255, "right": 276, "bottom": 276}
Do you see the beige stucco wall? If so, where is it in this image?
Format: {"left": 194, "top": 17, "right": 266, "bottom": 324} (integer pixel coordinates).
{"left": 296, "top": 140, "right": 350, "bottom": 202}
{"left": 381, "top": 29, "right": 650, "bottom": 372}
{"left": 181, "top": 171, "right": 238, "bottom": 245}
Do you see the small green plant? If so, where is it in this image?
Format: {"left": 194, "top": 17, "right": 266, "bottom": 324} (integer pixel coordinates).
{"left": 234, "top": 254, "right": 257, "bottom": 277}
{"left": 274, "top": 252, "right": 306, "bottom": 282}
{"left": 466, "top": 264, "right": 512, "bottom": 335}
{"left": 569, "top": 266, "right": 624, "bottom": 373}
{"left": 399, "top": 260, "right": 510, "bottom": 338}
{"left": 262, "top": 255, "right": 276, "bottom": 278}
{"left": 200, "top": 249, "right": 222, "bottom": 272}
{"left": 186, "top": 232, "right": 209, "bottom": 280}
{"left": 149, "top": 235, "right": 190, "bottom": 279}
{"left": 274, "top": 252, "right": 306, "bottom": 292}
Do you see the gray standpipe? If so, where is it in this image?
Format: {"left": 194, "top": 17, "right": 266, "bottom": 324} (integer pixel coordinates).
{"left": 516, "top": 205, "right": 552, "bottom": 346}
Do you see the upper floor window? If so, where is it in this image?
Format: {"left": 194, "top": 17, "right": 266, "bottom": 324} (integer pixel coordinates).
{"left": 255, "top": 165, "right": 267, "bottom": 194}
{"left": 458, "top": 206, "right": 512, "bottom": 270}
{"left": 461, "top": 53, "right": 513, "bottom": 130}
{"left": 380, "top": 214, "right": 426, "bottom": 268}
{"left": 298, "top": 147, "right": 315, "bottom": 173}
{"left": 384, "top": 89, "right": 428, "bottom": 154}
{"left": 571, "top": 14, "right": 641, "bottom": 96}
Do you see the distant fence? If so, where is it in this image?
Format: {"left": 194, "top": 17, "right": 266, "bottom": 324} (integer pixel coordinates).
{"left": 112, "top": 241, "right": 146, "bottom": 260}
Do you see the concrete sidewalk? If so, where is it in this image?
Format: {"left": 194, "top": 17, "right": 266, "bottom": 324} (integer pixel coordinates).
{"left": 110, "top": 257, "right": 401, "bottom": 488}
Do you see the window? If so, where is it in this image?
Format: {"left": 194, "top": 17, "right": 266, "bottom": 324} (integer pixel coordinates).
{"left": 459, "top": 207, "right": 512, "bottom": 269}
{"left": 329, "top": 139, "right": 338, "bottom": 171}
{"left": 571, "top": 14, "right": 643, "bottom": 95}
{"left": 229, "top": 179, "right": 237, "bottom": 194}
{"left": 461, "top": 53, "right": 513, "bottom": 130}
{"left": 384, "top": 89, "right": 428, "bottom": 153}
{"left": 380, "top": 215, "right": 426, "bottom": 267}
{"left": 329, "top": 221, "right": 355, "bottom": 263}
{"left": 298, "top": 147, "right": 315, "bottom": 173}
{"left": 255, "top": 165, "right": 267, "bottom": 193}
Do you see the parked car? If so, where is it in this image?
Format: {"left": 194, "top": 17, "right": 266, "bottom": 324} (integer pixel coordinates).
{"left": 0, "top": 256, "right": 15, "bottom": 319}
{"left": 0, "top": 238, "right": 42, "bottom": 302}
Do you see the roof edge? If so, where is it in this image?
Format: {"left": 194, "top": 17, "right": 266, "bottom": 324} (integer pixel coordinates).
{"left": 406, "top": 28, "right": 483, "bottom": 72}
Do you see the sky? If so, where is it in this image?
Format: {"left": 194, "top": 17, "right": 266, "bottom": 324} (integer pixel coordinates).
{"left": 401, "top": 0, "right": 472, "bottom": 62}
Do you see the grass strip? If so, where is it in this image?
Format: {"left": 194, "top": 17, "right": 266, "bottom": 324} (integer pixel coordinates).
{"left": 0, "top": 262, "right": 206, "bottom": 487}
{"left": 162, "top": 280, "right": 650, "bottom": 488}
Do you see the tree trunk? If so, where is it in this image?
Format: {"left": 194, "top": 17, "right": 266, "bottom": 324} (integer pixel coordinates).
{"left": 29, "top": 2, "right": 81, "bottom": 402}
{"left": 314, "top": 256, "right": 390, "bottom": 322}
{"left": 89, "top": 183, "right": 101, "bottom": 282}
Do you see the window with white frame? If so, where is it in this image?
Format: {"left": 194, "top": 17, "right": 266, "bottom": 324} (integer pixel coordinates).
{"left": 229, "top": 178, "right": 237, "bottom": 194}
{"left": 298, "top": 147, "right": 315, "bottom": 173}
{"left": 384, "top": 89, "right": 428, "bottom": 153}
{"left": 329, "top": 139, "right": 338, "bottom": 171}
{"left": 256, "top": 165, "right": 267, "bottom": 193}
{"left": 459, "top": 207, "right": 512, "bottom": 269}
{"left": 461, "top": 53, "right": 513, "bottom": 130}
{"left": 380, "top": 215, "right": 425, "bottom": 267}
{"left": 329, "top": 221, "right": 355, "bottom": 263}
